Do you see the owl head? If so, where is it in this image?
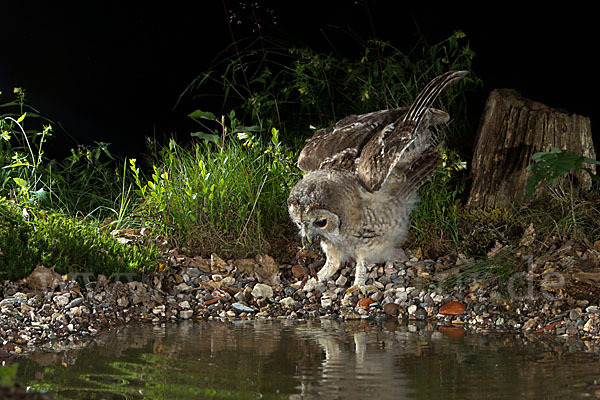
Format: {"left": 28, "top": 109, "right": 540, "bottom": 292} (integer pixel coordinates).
{"left": 287, "top": 170, "right": 359, "bottom": 245}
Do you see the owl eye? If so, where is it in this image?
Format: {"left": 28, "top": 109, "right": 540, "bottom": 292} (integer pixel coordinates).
{"left": 314, "top": 218, "right": 327, "bottom": 228}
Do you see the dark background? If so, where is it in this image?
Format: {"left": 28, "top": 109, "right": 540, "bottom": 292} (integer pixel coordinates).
{"left": 1, "top": 1, "right": 596, "bottom": 159}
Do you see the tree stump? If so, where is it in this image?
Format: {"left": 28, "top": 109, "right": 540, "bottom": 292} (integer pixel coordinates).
{"left": 467, "top": 89, "right": 596, "bottom": 208}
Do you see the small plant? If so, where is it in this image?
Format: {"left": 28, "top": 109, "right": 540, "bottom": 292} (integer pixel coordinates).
{"left": 130, "top": 111, "right": 300, "bottom": 257}
{"left": 410, "top": 148, "right": 468, "bottom": 256}
{"left": 0, "top": 200, "right": 158, "bottom": 280}
{"left": 1, "top": 88, "right": 134, "bottom": 222}
{"left": 526, "top": 148, "right": 600, "bottom": 238}
{"left": 526, "top": 147, "right": 600, "bottom": 197}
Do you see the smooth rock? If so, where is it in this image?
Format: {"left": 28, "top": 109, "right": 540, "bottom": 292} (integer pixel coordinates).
{"left": 252, "top": 283, "right": 274, "bottom": 299}
{"left": 414, "top": 307, "right": 427, "bottom": 320}
{"left": 383, "top": 303, "right": 398, "bottom": 316}
{"left": 280, "top": 297, "right": 297, "bottom": 308}
{"left": 232, "top": 302, "right": 257, "bottom": 313}
{"left": 65, "top": 298, "right": 83, "bottom": 309}
{"left": 439, "top": 301, "right": 466, "bottom": 315}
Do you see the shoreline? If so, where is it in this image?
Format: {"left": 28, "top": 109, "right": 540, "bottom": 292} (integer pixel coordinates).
{"left": 2, "top": 243, "right": 600, "bottom": 357}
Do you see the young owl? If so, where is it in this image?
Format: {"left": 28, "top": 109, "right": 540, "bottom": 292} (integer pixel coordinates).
{"left": 287, "top": 70, "right": 468, "bottom": 290}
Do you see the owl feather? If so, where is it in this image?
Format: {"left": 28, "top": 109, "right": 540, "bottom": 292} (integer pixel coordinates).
{"left": 288, "top": 70, "right": 468, "bottom": 290}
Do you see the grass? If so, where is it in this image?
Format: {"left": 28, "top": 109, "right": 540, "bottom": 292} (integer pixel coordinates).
{"left": 0, "top": 201, "right": 159, "bottom": 281}
{"left": 129, "top": 114, "right": 300, "bottom": 257}
{"left": 1, "top": 28, "right": 598, "bottom": 285}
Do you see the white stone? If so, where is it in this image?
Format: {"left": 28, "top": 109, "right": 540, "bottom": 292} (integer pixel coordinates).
{"left": 252, "top": 283, "right": 274, "bottom": 299}
{"left": 53, "top": 295, "right": 70, "bottom": 307}
{"left": 303, "top": 278, "right": 318, "bottom": 293}
{"left": 280, "top": 297, "right": 297, "bottom": 308}
{"left": 178, "top": 300, "right": 191, "bottom": 309}
{"left": 407, "top": 304, "right": 417, "bottom": 315}
{"left": 179, "top": 310, "right": 193, "bottom": 319}
{"left": 335, "top": 275, "right": 348, "bottom": 287}
{"left": 321, "top": 295, "right": 333, "bottom": 308}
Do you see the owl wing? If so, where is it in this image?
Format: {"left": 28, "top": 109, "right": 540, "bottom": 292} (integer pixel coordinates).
{"left": 356, "top": 70, "right": 468, "bottom": 192}
{"left": 297, "top": 108, "right": 407, "bottom": 172}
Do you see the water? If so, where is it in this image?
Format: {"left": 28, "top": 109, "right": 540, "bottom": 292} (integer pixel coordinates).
{"left": 9, "top": 320, "right": 600, "bottom": 399}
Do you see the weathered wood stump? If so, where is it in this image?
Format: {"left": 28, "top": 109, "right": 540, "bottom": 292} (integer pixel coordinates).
{"left": 467, "top": 89, "right": 596, "bottom": 208}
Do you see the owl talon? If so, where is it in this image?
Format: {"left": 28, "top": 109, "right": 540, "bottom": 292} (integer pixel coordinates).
{"left": 345, "top": 284, "right": 375, "bottom": 296}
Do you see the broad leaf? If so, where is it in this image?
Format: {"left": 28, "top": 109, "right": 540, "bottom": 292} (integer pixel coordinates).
{"left": 190, "top": 132, "right": 220, "bottom": 144}
{"left": 188, "top": 110, "right": 216, "bottom": 120}
{"left": 12, "top": 177, "right": 28, "bottom": 188}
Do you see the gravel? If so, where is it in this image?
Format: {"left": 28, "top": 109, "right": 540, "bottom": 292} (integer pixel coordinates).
{"left": 2, "top": 243, "right": 600, "bottom": 356}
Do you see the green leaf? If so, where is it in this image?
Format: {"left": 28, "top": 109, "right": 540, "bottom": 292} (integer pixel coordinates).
{"left": 12, "top": 177, "right": 28, "bottom": 188}
{"left": 4, "top": 161, "right": 32, "bottom": 168}
{"left": 190, "top": 132, "right": 220, "bottom": 144}
{"left": 188, "top": 110, "right": 216, "bottom": 120}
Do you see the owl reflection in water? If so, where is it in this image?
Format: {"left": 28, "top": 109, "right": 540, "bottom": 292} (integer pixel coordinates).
{"left": 287, "top": 70, "right": 468, "bottom": 290}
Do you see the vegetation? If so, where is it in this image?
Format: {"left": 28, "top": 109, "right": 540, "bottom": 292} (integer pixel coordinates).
{"left": 1, "top": 90, "right": 157, "bottom": 280}
{"left": 1, "top": 28, "right": 599, "bottom": 283}
{"left": 0, "top": 200, "right": 158, "bottom": 281}
{"left": 181, "top": 30, "right": 478, "bottom": 146}
{"left": 129, "top": 111, "right": 299, "bottom": 256}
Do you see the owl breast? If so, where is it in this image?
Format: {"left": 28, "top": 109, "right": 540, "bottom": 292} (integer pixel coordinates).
{"left": 349, "top": 190, "right": 419, "bottom": 264}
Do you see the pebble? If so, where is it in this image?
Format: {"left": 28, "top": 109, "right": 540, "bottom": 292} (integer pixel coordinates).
{"left": 414, "top": 307, "right": 427, "bottom": 320}
{"left": 2, "top": 247, "right": 600, "bottom": 357}
{"left": 178, "top": 300, "right": 191, "bottom": 309}
{"left": 321, "top": 293, "right": 334, "bottom": 308}
{"left": 53, "top": 295, "right": 70, "bottom": 307}
{"left": 232, "top": 302, "right": 257, "bottom": 314}
{"left": 251, "top": 283, "right": 274, "bottom": 299}
{"left": 383, "top": 303, "right": 398, "bottom": 317}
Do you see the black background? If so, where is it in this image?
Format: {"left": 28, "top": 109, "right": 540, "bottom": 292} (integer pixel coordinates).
{"left": 1, "top": 1, "right": 596, "bottom": 159}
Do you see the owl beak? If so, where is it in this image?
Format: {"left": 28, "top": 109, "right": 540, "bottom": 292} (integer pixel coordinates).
{"left": 302, "top": 225, "right": 312, "bottom": 244}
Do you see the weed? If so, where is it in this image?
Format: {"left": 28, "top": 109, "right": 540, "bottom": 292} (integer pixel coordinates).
{"left": 130, "top": 111, "right": 300, "bottom": 257}
{"left": 180, "top": 30, "right": 481, "bottom": 145}
{"left": 409, "top": 148, "right": 468, "bottom": 257}
{"left": 525, "top": 148, "right": 600, "bottom": 239}
{"left": 0, "top": 200, "right": 158, "bottom": 281}
{"left": 437, "top": 250, "right": 520, "bottom": 296}
{"left": 1, "top": 89, "right": 135, "bottom": 223}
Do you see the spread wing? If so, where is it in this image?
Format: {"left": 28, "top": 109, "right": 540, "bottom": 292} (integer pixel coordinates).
{"left": 356, "top": 70, "right": 468, "bottom": 192}
{"left": 297, "top": 108, "right": 407, "bottom": 172}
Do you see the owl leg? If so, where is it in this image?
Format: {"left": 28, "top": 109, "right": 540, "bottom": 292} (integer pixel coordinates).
{"left": 353, "top": 260, "right": 368, "bottom": 288}
{"left": 317, "top": 258, "right": 340, "bottom": 283}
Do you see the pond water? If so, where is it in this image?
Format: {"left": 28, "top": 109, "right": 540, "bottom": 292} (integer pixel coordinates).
{"left": 10, "top": 319, "right": 600, "bottom": 399}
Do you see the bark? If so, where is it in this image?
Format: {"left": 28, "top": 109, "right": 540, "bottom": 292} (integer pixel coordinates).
{"left": 467, "top": 89, "right": 596, "bottom": 208}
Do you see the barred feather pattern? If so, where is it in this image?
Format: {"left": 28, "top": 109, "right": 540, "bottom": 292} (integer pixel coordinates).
{"left": 287, "top": 70, "right": 468, "bottom": 289}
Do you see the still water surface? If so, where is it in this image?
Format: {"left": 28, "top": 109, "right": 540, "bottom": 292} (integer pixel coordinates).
{"left": 13, "top": 320, "right": 600, "bottom": 399}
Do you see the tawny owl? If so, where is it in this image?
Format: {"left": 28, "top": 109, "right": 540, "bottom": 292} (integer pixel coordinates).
{"left": 287, "top": 70, "right": 468, "bottom": 290}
